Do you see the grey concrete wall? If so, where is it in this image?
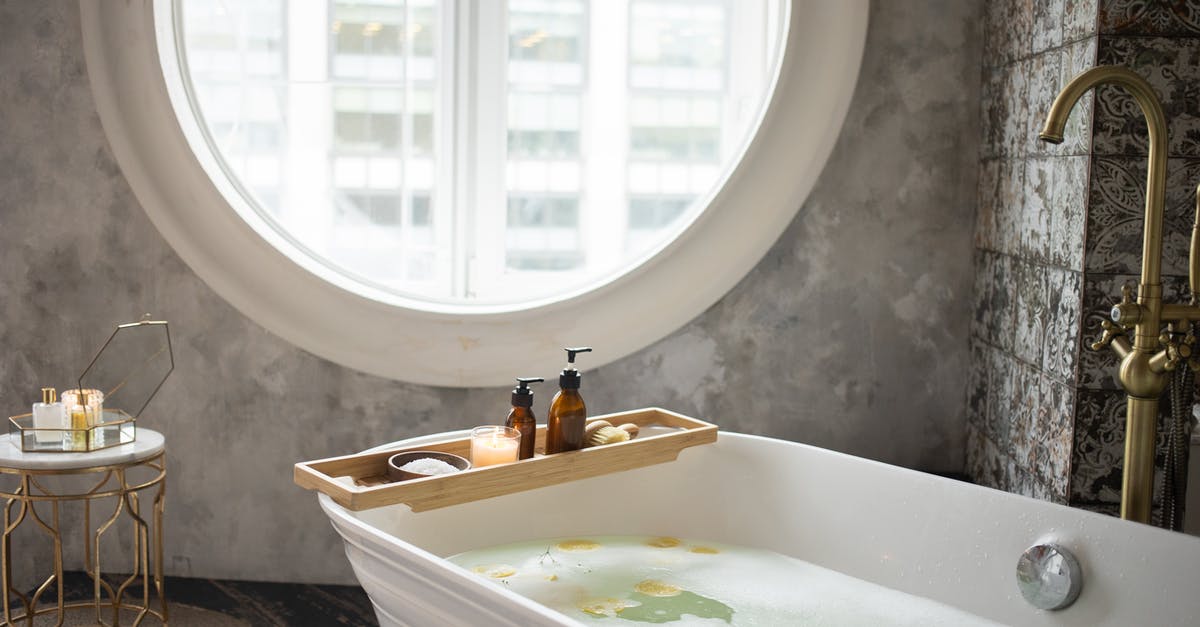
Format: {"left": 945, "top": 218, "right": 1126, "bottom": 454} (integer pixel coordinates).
{"left": 0, "top": 1, "right": 982, "bottom": 584}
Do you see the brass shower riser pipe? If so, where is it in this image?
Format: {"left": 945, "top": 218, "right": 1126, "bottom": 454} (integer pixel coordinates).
{"left": 1123, "top": 398, "right": 1159, "bottom": 521}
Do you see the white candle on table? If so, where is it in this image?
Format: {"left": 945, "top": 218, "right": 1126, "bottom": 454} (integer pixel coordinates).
{"left": 470, "top": 426, "right": 520, "bottom": 467}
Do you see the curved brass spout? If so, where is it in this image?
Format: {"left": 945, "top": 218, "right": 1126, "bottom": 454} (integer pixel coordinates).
{"left": 1041, "top": 67, "right": 1168, "bottom": 340}
{"left": 1039, "top": 66, "right": 1177, "bottom": 524}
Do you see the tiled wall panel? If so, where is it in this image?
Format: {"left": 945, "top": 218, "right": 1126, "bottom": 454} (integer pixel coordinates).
{"left": 969, "top": 0, "right": 1093, "bottom": 505}
{"left": 1098, "top": 2, "right": 1200, "bottom": 40}
{"left": 971, "top": 0, "right": 1200, "bottom": 516}
{"left": 1070, "top": 1, "right": 1200, "bottom": 511}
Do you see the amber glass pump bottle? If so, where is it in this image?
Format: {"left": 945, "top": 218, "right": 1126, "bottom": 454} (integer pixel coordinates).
{"left": 545, "top": 347, "right": 592, "bottom": 454}
{"left": 505, "top": 377, "right": 543, "bottom": 460}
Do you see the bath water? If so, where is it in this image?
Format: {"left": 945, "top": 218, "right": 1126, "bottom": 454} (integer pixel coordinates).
{"left": 449, "top": 535, "right": 1002, "bottom": 626}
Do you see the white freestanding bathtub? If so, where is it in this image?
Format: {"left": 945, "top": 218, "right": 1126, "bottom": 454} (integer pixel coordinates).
{"left": 319, "top": 430, "right": 1200, "bottom": 626}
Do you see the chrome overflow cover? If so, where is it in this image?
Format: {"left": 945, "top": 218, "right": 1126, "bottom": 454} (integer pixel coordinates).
{"left": 1016, "top": 543, "right": 1082, "bottom": 611}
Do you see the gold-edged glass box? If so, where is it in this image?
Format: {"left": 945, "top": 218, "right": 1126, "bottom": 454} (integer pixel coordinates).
{"left": 9, "top": 409, "right": 137, "bottom": 453}
{"left": 8, "top": 318, "right": 172, "bottom": 453}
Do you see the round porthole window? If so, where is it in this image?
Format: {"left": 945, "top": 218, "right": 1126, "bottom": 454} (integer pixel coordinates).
{"left": 81, "top": 0, "right": 867, "bottom": 386}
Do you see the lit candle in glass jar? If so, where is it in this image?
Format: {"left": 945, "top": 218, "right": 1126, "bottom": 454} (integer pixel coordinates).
{"left": 61, "top": 388, "right": 103, "bottom": 450}
{"left": 61, "top": 389, "right": 103, "bottom": 424}
{"left": 470, "top": 426, "right": 520, "bottom": 467}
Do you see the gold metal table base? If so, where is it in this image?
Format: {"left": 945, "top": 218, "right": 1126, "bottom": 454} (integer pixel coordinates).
{"left": 0, "top": 453, "right": 166, "bottom": 626}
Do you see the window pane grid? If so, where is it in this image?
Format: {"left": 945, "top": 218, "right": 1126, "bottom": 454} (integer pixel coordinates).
{"left": 178, "top": 0, "right": 780, "bottom": 304}
{"left": 503, "top": 0, "right": 588, "bottom": 277}
{"left": 623, "top": 0, "right": 735, "bottom": 254}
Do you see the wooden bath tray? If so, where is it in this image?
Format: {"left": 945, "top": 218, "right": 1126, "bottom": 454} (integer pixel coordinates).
{"left": 294, "top": 408, "right": 717, "bottom": 512}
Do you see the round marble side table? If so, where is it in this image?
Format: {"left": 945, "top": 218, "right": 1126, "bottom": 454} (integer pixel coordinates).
{"left": 0, "top": 429, "right": 167, "bottom": 625}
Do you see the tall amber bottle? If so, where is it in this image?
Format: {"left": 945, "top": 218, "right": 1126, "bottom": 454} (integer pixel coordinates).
{"left": 545, "top": 347, "right": 592, "bottom": 454}
{"left": 505, "top": 377, "right": 543, "bottom": 460}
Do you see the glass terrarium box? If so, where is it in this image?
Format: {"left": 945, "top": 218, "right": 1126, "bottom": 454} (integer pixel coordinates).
{"left": 8, "top": 318, "right": 173, "bottom": 453}
{"left": 9, "top": 409, "right": 137, "bottom": 453}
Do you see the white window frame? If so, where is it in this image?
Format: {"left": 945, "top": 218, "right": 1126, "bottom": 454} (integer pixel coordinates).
{"left": 79, "top": 0, "right": 867, "bottom": 387}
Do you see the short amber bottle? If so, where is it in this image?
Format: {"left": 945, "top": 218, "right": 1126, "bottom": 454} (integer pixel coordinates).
{"left": 545, "top": 347, "right": 592, "bottom": 454}
{"left": 505, "top": 377, "right": 543, "bottom": 460}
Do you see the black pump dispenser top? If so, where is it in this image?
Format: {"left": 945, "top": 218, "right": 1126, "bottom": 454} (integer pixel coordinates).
{"left": 512, "top": 377, "right": 543, "bottom": 407}
{"left": 559, "top": 347, "right": 592, "bottom": 389}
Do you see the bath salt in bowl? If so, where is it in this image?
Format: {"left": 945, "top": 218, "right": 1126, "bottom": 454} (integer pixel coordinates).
{"left": 402, "top": 458, "right": 460, "bottom": 475}
{"left": 387, "top": 451, "right": 471, "bottom": 482}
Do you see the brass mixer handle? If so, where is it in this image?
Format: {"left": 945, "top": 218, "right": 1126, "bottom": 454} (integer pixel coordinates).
{"left": 1165, "top": 345, "right": 1182, "bottom": 372}
{"left": 1158, "top": 332, "right": 1195, "bottom": 372}
{"left": 1092, "top": 320, "right": 1125, "bottom": 351}
{"left": 1111, "top": 284, "right": 1142, "bottom": 327}
{"left": 1111, "top": 303, "right": 1142, "bottom": 326}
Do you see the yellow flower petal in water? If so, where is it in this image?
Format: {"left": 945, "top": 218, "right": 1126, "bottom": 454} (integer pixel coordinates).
{"left": 545, "top": 574, "right": 558, "bottom": 581}
{"left": 556, "top": 539, "right": 601, "bottom": 552}
{"left": 578, "top": 597, "right": 635, "bottom": 617}
{"left": 471, "top": 564, "right": 517, "bottom": 578}
{"left": 646, "top": 537, "right": 681, "bottom": 548}
{"left": 689, "top": 546, "right": 720, "bottom": 554}
{"left": 635, "top": 579, "right": 682, "bottom": 597}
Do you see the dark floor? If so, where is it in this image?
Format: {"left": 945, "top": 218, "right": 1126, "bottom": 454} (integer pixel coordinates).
{"left": 15, "top": 571, "right": 379, "bottom": 626}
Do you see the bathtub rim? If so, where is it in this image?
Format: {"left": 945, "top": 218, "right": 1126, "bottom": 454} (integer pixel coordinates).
{"left": 319, "top": 429, "right": 1200, "bottom": 626}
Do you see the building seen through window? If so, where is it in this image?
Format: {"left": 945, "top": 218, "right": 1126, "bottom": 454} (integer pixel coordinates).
{"left": 179, "top": 0, "right": 781, "bottom": 305}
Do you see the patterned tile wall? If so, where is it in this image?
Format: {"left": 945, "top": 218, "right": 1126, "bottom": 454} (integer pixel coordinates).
{"left": 1070, "top": 0, "right": 1200, "bottom": 512}
{"left": 971, "top": 0, "right": 1200, "bottom": 516}
{"left": 969, "top": 0, "right": 1095, "bottom": 505}
{"left": 1099, "top": 1, "right": 1200, "bottom": 39}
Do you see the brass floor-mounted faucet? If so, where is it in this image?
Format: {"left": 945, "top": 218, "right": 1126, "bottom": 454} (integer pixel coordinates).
{"left": 1040, "top": 66, "right": 1200, "bottom": 524}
